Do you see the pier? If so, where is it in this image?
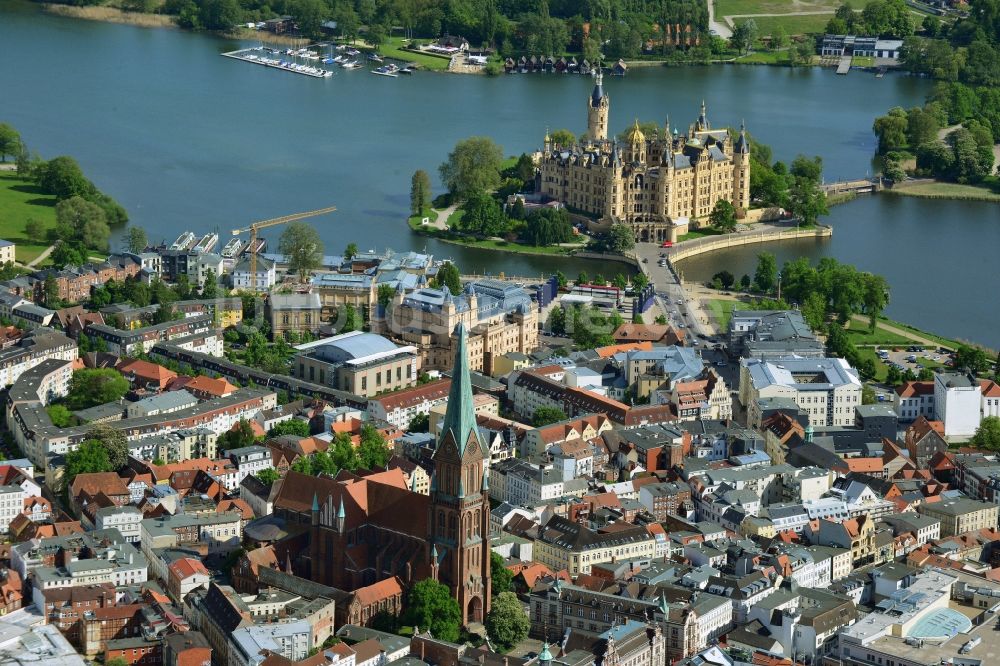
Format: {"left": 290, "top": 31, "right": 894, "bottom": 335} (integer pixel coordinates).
{"left": 821, "top": 178, "right": 884, "bottom": 196}
{"left": 221, "top": 47, "right": 333, "bottom": 78}
{"left": 836, "top": 56, "right": 852, "bottom": 74}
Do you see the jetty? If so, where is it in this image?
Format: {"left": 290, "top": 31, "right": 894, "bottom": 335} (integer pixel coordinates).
{"left": 836, "top": 56, "right": 852, "bottom": 74}
{"left": 821, "top": 178, "right": 884, "bottom": 196}
{"left": 221, "top": 47, "right": 333, "bottom": 78}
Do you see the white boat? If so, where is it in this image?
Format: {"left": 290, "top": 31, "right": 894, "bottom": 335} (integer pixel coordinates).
{"left": 399, "top": 66, "right": 414, "bottom": 74}
{"left": 368, "top": 54, "right": 384, "bottom": 62}
{"left": 341, "top": 60, "right": 362, "bottom": 69}
{"left": 371, "top": 63, "right": 399, "bottom": 77}
{"left": 346, "top": 48, "right": 361, "bottom": 56}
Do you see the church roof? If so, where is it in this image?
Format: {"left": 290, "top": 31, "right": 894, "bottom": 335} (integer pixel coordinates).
{"left": 438, "top": 322, "right": 483, "bottom": 457}
{"left": 624, "top": 119, "right": 645, "bottom": 144}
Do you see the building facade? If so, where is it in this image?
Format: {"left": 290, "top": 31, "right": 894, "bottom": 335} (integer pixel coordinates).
{"left": 538, "top": 74, "right": 750, "bottom": 242}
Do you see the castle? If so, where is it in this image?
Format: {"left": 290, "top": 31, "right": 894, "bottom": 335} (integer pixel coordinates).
{"left": 538, "top": 72, "right": 751, "bottom": 242}
{"left": 274, "top": 323, "right": 491, "bottom": 625}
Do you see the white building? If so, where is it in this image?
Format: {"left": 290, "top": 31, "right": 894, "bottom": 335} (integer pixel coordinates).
{"left": 94, "top": 506, "right": 143, "bottom": 543}
{"left": 231, "top": 256, "right": 277, "bottom": 291}
{"left": 934, "top": 372, "right": 982, "bottom": 438}
{"left": 226, "top": 445, "right": 273, "bottom": 486}
{"left": 893, "top": 381, "right": 935, "bottom": 422}
{"left": 741, "top": 357, "right": 862, "bottom": 427}
{"left": 0, "top": 329, "right": 77, "bottom": 391}
{"left": 229, "top": 619, "right": 312, "bottom": 665}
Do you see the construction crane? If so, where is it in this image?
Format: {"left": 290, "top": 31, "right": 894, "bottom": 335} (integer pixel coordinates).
{"left": 231, "top": 206, "right": 337, "bottom": 292}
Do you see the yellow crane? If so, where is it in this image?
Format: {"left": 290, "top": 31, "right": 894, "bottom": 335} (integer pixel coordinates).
{"left": 231, "top": 206, "right": 337, "bottom": 292}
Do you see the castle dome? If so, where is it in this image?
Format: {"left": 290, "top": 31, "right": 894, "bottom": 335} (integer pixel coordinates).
{"left": 624, "top": 119, "right": 645, "bottom": 145}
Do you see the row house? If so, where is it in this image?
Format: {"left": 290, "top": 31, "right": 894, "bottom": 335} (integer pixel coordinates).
{"left": 86, "top": 314, "right": 214, "bottom": 356}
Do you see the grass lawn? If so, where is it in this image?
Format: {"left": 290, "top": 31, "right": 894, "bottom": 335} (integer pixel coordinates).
{"left": 0, "top": 173, "right": 57, "bottom": 263}
{"left": 916, "top": 357, "right": 947, "bottom": 370}
{"left": 888, "top": 180, "right": 1000, "bottom": 202}
{"left": 855, "top": 347, "right": 888, "bottom": 382}
{"left": 877, "top": 317, "right": 968, "bottom": 351}
{"left": 378, "top": 37, "right": 451, "bottom": 71}
{"left": 715, "top": 0, "right": 840, "bottom": 15}
{"left": 750, "top": 14, "right": 834, "bottom": 36}
{"left": 845, "top": 319, "right": 911, "bottom": 346}
{"left": 438, "top": 235, "right": 577, "bottom": 256}
{"left": 407, "top": 209, "right": 438, "bottom": 231}
{"left": 678, "top": 227, "right": 723, "bottom": 242}
{"left": 446, "top": 208, "right": 464, "bottom": 229}
{"left": 705, "top": 299, "right": 745, "bottom": 331}
{"left": 852, "top": 55, "right": 875, "bottom": 67}
{"left": 734, "top": 50, "right": 788, "bottom": 64}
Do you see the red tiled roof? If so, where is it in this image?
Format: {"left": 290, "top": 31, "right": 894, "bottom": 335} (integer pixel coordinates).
{"left": 370, "top": 379, "right": 451, "bottom": 411}
{"left": 353, "top": 576, "right": 402, "bottom": 607}
{"left": 896, "top": 380, "right": 934, "bottom": 398}
{"left": 169, "top": 557, "right": 209, "bottom": 580}
{"left": 182, "top": 375, "right": 236, "bottom": 397}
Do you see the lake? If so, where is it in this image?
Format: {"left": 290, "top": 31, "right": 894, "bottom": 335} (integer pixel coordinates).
{"left": 2, "top": 0, "right": 996, "bottom": 347}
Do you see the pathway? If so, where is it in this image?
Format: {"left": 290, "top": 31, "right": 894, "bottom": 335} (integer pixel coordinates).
{"left": 849, "top": 314, "right": 949, "bottom": 350}
{"left": 707, "top": 0, "right": 732, "bottom": 39}
{"left": 431, "top": 203, "right": 459, "bottom": 230}
{"left": 27, "top": 243, "right": 56, "bottom": 268}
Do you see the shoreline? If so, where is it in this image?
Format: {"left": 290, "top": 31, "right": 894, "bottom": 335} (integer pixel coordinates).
{"left": 41, "top": 3, "right": 175, "bottom": 28}
{"left": 884, "top": 181, "right": 1000, "bottom": 203}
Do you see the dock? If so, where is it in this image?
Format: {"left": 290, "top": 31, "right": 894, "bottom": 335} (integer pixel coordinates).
{"left": 836, "top": 56, "right": 852, "bottom": 74}
{"left": 821, "top": 178, "right": 883, "bottom": 195}
{"left": 221, "top": 47, "right": 333, "bottom": 78}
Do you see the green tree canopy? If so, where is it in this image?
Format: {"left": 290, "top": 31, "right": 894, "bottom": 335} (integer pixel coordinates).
{"left": 37, "top": 156, "right": 94, "bottom": 200}
{"left": 490, "top": 551, "right": 514, "bottom": 594}
{"left": 607, "top": 223, "right": 636, "bottom": 253}
{"left": 485, "top": 591, "right": 530, "bottom": 651}
{"left": 754, "top": 252, "right": 778, "bottom": 293}
{"left": 532, "top": 406, "right": 567, "bottom": 426}
{"left": 127, "top": 226, "right": 148, "bottom": 254}
{"left": 403, "top": 579, "right": 462, "bottom": 642}
{"left": 86, "top": 423, "right": 129, "bottom": 471}
{"left": 54, "top": 196, "right": 110, "bottom": 252}
{"left": 522, "top": 208, "right": 574, "bottom": 246}
{"left": 279, "top": 221, "right": 324, "bottom": 282}
{"left": 66, "top": 369, "right": 130, "bottom": 410}
{"left": 268, "top": 419, "right": 310, "bottom": 438}
{"left": 432, "top": 262, "right": 462, "bottom": 294}
{"left": 709, "top": 199, "right": 737, "bottom": 233}
{"left": 971, "top": 416, "right": 1000, "bottom": 450}
{"left": 64, "top": 440, "right": 112, "bottom": 489}
{"left": 439, "top": 136, "right": 504, "bottom": 201}
{"left": 0, "top": 124, "right": 21, "bottom": 162}
{"left": 411, "top": 170, "right": 432, "bottom": 215}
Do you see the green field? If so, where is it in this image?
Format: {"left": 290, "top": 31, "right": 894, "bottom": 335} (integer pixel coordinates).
{"left": 856, "top": 347, "right": 888, "bottom": 382}
{"left": 705, "top": 299, "right": 745, "bottom": 331}
{"left": 888, "top": 180, "right": 1000, "bottom": 202}
{"left": 437, "top": 235, "right": 578, "bottom": 256}
{"left": 0, "top": 173, "right": 56, "bottom": 263}
{"left": 378, "top": 37, "right": 452, "bottom": 71}
{"left": 750, "top": 14, "right": 834, "bottom": 36}
{"left": 678, "top": 227, "right": 723, "bottom": 242}
{"left": 852, "top": 55, "right": 875, "bottom": 67}
{"left": 734, "top": 50, "right": 788, "bottom": 64}
{"left": 845, "top": 325, "right": 912, "bottom": 347}
{"left": 715, "top": 0, "right": 840, "bottom": 15}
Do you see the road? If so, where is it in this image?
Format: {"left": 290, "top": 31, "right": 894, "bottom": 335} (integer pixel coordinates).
{"left": 633, "top": 242, "right": 714, "bottom": 340}
{"left": 707, "top": 0, "right": 732, "bottom": 38}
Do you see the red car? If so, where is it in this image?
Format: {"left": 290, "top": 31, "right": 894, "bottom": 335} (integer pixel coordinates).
{"left": 660, "top": 241, "right": 673, "bottom": 248}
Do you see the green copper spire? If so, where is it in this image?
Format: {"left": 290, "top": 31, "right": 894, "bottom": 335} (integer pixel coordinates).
{"left": 539, "top": 642, "right": 553, "bottom": 663}
{"left": 439, "top": 322, "right": 481, "bottom": 456}
{"left": 337, "top": 497, "right": 346, "bottom": 519}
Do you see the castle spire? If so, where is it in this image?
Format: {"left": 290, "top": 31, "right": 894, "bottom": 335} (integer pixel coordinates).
{"left": 591, "top": 69, "right": 604, "bottom": 108}
{"left": 438, "top": 322, "right": 481, "bottom": 456}
{"left": 698, "top": 99, "right": 709, "bottom": 130}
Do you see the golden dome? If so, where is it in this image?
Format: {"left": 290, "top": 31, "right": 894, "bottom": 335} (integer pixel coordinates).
{"left": 624, "top": 119, "right": 645, "bottom": 145}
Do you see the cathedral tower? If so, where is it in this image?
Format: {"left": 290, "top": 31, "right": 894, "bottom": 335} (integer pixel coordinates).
{"left": 587, "top": 70, "right": 609, "bottom": 142}
{"left": 428, "top": 323, "right": 491, "bottom": 625}
{"left": 733, "top": 120, "right": 751, "bottom": 210}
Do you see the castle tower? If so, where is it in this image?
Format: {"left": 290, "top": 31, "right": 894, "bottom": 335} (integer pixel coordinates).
{"left": 623, "top": 119, "right": 646, "bottom": 164}
{"left": 733, "top": 120, "right": 751, "bottom": 210}
{"left": 587, "top": 70, "right": 609, "bottom": 142}
{"left": 695, "top": 99, "right": 709, "bottom": 132}
{"left": 427, "top": 322, "right": 491, "bottom": 625}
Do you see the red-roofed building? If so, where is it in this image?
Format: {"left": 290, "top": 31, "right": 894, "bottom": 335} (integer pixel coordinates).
{"left": 337, "top": 576, "right": 404, "bottom": 627}
{"left": 117, "top": 358, "right": 178, "bottom": 391}
{"left": 179, "top": 375, "right": 237, "bottom": 399}
{"left": 167, "top": 557, "right": 211, "bottom": 601}
{"left": 983, "top": 380, "right": 1000, "bottom": 418}
{"left": 894, "top": 380, "right": 935, "bottom": 422}
{"left": 906, "top": 416, "right": 948, "bottom": 468}
{"left": 367, "top": 379, "right": 451, "bottom": 429}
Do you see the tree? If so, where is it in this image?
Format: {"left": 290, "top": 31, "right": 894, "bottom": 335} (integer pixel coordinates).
{"left": 280, "top": 222, "right": 324, "bottom": 281}
{"left": 862, "top": 385, "right": 877, "bottom": 405}
{"left": 754, "top": 252, "right": 778, "bottom": 293}
{"left": 462, "top": 192, "right": 508, "bottom": 236}
{"left": 63, "top": 440, "right": 112, "bottom": 489}
{"left": 955, "top": 346, "right": 991, "bottom": 374}
{"left": 632, "top": 273, "right": 649, "bottom": 291}
{"left": 547, "top": 306, "right": 567, "bottom": 335}
{"left": 55, "top": 196, "right": 110, "bottom": 251}
{"left": 439, "top": 136, "right": 504, "bottom": 201}
{"left": 0, "top": 124, "right": 21, "bottom": 162}
{"left": 712, "top": 270, "right": 735, "bottom": 289}
{"left": 613, "top": 273, "right": 628, "bottom": 291}
{"left": 404, "top": 579, "right": 461, "bottom": 642}
{"left": 709, "top": 199, "right": 737, "bottom": 233}
{"left": 607, "top": 224, "right": 635, "bottom": 253}
{"left": 218, "top": 419, "right": 259, "bottom": 452}
{"left": 358, "top": 424, "right": 391, "bottom": 469}
{"left": 532, "top": 406, "right": 567, "bottom": 426}
{"left": 43, "top": 274, "right": 59, "bottom": 308}
{"left": 410, "top": 170, "right": 432, "bottom": 215}
{"left": 340, "top": 304, "right": 361, "bottom": 333}
{"left": 377, "top": 283, "right": 395, "bottom": 308}
{"left": 46, "top": 404, "right": 75, "bottom": 428}
{"left": 433, "top": 262, "right": 462, "bottom": 294}
{"left": 485, "top": 591, "right": 529, "bottom": 651}
{"left": 788, "top": 177, "right": 828, "bottom": 226}
{"left": 577, "top": 272, "right": 588, "bottom": 285}
{"left": 873, "top": 108, "right": 909, "bottom": 153}
{"left": 202, "top": 269, "right": 218, "bottom": 300}
{"left": 256, "top": 468, "right": 280, "bottom": 486}
{"left": 36, "top": 156, "right": 93, "bottom": 200}
{"left": 771, "top": 25, "right": 789, "bottom": 50}
{"left": 548, "top": 128, "right": 576, "bottom": 147}
{"left": 86, "top": 424, "right": 129, "bottom": 471}
{"left": 971, "top": 416, "right": 1000, "bottom": 451}
{"left": 522, "top": 208, "right": 574, "bottom": 246}
{"left": 126, "top": 226, "right": 148, "bottom": 254}
{"left": 731, "top": 18, "right": 759, "bottom": 55}
{"left": 512, "top": 153, "right": 535, "bottom": 185}
{"left": 24, "top": 218, "right": 44, "bottom": 240}
{"left": 408, "top": 413, "right": 430, "bottom": 433}
{"left": 740, "top": 274, "right": 752, "bottom": 291}
{"left": 198, "top": 0, "right": 242, "bottom": 30}
{"left": 861, "top": 273, "right": 890, "bottom": 331}
{"left": 490, "top": 551, "right": 513, "bottom": 594}
{"left": 268, "top": 419, "right": 310, "bottom": 438}
{"left": 66, "top": 369, "right": 130, "bottom": 410}
{"left": 344, "top": 243, "right": 359, "bottom": 261}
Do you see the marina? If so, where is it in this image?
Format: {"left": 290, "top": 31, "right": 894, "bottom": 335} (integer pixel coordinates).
{"left": 221, "top": 46, "right": 334, "bottom": 78}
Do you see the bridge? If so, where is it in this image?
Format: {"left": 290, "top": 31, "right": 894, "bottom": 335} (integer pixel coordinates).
{"left": 821, "top": 177, "right": 884, "bottom": 196}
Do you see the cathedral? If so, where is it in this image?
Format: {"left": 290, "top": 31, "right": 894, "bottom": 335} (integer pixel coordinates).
{"left": 274, "top": 323, "right": 491, "bottom": 625}
{"left": 537, "top": 71, "right": 751, "bottom": 243}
